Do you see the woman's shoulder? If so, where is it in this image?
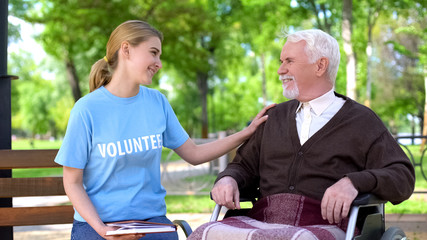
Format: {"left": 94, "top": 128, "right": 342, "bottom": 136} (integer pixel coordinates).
{"left": 139, "top": 86, "right": 169, "bottom": 104}
{"left": 72, "top": 88, "right": 106, "bottom": 112}
{"left": 140, "top": 85, "right": 165, "bottom": 97}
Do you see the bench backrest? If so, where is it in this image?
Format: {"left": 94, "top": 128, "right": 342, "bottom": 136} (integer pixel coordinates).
{"left": 0, "top": 149, "right": 74, "bottom": 226}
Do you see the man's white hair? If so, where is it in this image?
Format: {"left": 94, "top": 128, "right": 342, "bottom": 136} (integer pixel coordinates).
{"left": 283, "top": 29, "right": 340, "bottom": 84}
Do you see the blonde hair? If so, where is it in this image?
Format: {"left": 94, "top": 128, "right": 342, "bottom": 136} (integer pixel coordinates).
{"left": 89, "top": 20, "right": 163, "bottom": 92}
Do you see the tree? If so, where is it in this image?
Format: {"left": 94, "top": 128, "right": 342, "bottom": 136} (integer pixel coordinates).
{"left": 296, "top": 0, "right": 340, "bottom": 34}
{"left": 363, "top": 0, "right": 384, "bottom": 107}
{"left": 370, "top": 3, "right": 426, "bottom": 135}
{"left": 9, "top": 0, "right": 426, "bottom": 139}
{"left": 155, "top": 0, "right": 229, "bottom": 138}
{"left": 342, "top": 0, "right": 356, "bottom": 100}
{"left": 8, "top": 51, "right": 56, "bottom": 136}
{"left": 14, "top": 0, "right": 146, "bottom": 102}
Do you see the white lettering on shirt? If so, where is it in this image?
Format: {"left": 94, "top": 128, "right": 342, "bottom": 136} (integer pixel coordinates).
{"left": 97, "top": 134, "right": 163, "bottom": 158}
{"left": 117, "top": 141, "right": 126, "bottom": 156}
{"left": 98, "top": 144, "right": 106, "bottom": 158}
{"left": 141, "top": 136, "right": 149, "bottom": 150}
{"left": 157, "top": 134, "right": 162, "bottom": 148}
{"left": 107, "top": 142, "right": 117, "bottom": 157}
{"left": 133, "top": 138, "right": 143, "bottom": 152}
{"left": 124, "top": 139, "right": 133, "bottom": 154}
{"left": 150, "top": 135, "right": 157, "bottom": 149}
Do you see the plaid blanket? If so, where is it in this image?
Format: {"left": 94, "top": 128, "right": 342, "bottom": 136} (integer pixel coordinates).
{"left": 188, "top": 193, "right": 350, "bottom": 240}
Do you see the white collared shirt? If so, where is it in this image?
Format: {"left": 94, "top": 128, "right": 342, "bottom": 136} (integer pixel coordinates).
{"left": 296, "top": 89, "right": 345, "bottom": 143}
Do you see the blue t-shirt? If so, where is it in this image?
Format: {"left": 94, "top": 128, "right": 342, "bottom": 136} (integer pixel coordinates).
{"left": 55, "top": 86, "right": 189, "bottom": 222}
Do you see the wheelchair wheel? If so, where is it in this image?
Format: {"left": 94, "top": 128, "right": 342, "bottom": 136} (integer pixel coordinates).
{"left": 380, "top": 226, "right": 406, "bottom": 240}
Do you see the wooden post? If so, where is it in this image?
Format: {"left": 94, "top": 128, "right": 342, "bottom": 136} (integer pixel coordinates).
{"left": 0, "top": 0, "right": 17, "bottom": 238}
{"left": 218, "top": 131, "right": 228, "bottom": 172}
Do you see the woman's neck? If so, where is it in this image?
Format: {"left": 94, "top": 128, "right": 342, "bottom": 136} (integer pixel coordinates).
{"left": 105, "top": 75, "right": 140, "bottom": 98}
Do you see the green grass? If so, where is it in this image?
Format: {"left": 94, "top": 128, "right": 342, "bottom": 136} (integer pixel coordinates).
{"left": 13, "top": 168, "right": 63, "bottom": 178}
{"left": 165, "top": 195, "right": 216, "bottom": 213}
{"left": 9, "top": 139, "right": 427, "bottom": 214}
{"left": 12, "top": 139, "right": 63, "bottom": 150}
{"left": 11, "top": 139, "right": 64, "bottom": 177}
{"left": 386, "top": 198, "right": 427, "bottom": 214}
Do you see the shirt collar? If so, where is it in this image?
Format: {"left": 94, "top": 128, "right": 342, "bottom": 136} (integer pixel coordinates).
{"left": 296, "top": 89, "right": 336, "bottom": 116}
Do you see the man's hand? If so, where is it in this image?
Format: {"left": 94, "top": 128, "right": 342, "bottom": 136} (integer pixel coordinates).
{"left": 211, "top": 176, "right": 240, "bottom": 210}
{"left": 321, "top": 177, "right": 358, "bottom": 224}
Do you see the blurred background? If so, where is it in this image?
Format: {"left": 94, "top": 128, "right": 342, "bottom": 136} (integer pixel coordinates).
{"left": 5, "top": 0, "right": 427, "bottom": 215}
{"left": 7, "top": 0, "right": 426, "bottom": 140}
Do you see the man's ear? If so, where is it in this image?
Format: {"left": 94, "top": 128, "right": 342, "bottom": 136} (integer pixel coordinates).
{"left": 315, "top": 57, "right": 329, "bottom": 77}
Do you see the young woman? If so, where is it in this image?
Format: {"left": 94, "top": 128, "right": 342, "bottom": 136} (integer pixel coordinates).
{"left": 54, "top": 20, "right": 273, "bottom": 240}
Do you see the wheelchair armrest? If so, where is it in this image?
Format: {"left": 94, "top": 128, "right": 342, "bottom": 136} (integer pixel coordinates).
{"left": 352, "top": 193, "right": 387, "bottom": 206}
{"left": 173, "top": 219, "right": 193, "bottom": 237}
{"left": 210, "top": 187, "right": 260, "bottom": 203}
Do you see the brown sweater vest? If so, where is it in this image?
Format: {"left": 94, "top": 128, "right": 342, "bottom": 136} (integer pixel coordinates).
{"left": 218, "top": 93, "right": 415, "bottom": 204}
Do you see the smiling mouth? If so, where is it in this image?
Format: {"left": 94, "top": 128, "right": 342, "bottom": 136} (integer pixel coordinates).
{"left": 280, "top": 75, "right": 294, "bottom": 83}
{"left": 148, "top": 67, "right": 157, "bottom": 76}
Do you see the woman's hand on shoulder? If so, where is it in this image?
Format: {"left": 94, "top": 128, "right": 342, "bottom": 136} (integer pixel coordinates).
{"left": 245, "top": 103, "right": 276, "bottom": 135}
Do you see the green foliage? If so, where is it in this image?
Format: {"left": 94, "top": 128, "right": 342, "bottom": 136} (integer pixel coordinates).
{"left": 369, "top": 6, "right": 426, "bottom": 132}
{"left": 8, "top": 50, "right": 74, "bottom": 137}
{"left": 7, "top": 0, "right": 427, "bottom": 137}
{"left": 8, "top": 51, "right": 54, "bottom": 135}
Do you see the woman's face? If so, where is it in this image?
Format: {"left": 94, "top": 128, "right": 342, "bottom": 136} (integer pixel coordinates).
{"left": 127, "top": 37, "right": 162, "bottom": 85}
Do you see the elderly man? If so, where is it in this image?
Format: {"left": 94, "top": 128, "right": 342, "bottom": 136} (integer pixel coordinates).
{"left": 189, "top": 29, "right": 415, "bottom": 240}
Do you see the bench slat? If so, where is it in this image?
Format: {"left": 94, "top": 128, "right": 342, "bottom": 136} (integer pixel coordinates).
{"left": 0, "top": 206, "right": 74, "bottom": 226}
{"left": 0, "top": 177, "right": 65, "bottom": 197}
{"left": 0, "top": 149, "right": 74, "bottom": 228}
{"left": 0, "top": 149, "right": 60, "bottom": 169}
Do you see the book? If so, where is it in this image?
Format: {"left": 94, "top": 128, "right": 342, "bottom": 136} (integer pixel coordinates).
{"left": 105, "top": 220, "right": 177, "bottom": 236}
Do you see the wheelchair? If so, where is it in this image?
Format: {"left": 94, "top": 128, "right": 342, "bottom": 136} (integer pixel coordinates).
{"left": 209, "top": 188, "right": 407, "bottom": 240}
{"left": 173, "top": 219, "right": 193, "bottom": 238}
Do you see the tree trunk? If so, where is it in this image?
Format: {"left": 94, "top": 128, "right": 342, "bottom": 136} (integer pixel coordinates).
{"left": 365, "top": 2, "right": 382, "bottom": 107}
{"left": 365, "top": 25, "right": 373, "bottom": 108}
{"left": 422, "top": 66, "right": 427, "bottom": 148}
{"left": 197, "top": 71, "right": 209, "bottom": 138}
{"left": 65, "top": 59, "right": 82, "bottom": 102}
{"left": 260, "top": 53, "right": 267, "bottom": 107}
{"left": 342, "top": 0, "right": 356, "bottom": 100}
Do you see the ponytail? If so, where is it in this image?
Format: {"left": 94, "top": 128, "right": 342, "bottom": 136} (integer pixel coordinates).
{"left": 89, "top": 58, "right": 112, "bottom": 92}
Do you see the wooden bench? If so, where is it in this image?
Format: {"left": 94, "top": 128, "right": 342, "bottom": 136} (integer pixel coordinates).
{"left": 0, "top": 149, "right": 74, "bottom": 228}
{"left": 0, "top": 149, "right": 193, "bottom": 238}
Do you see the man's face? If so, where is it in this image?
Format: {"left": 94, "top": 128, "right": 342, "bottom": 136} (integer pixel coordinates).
{"left": 277, "top": 40, "right": 317, "bottom": 101}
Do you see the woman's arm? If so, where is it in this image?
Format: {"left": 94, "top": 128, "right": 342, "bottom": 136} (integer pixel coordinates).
{"left": 174, "top": 104, "right": 275, "bottom": 165}
{"left": 63, "top": 166, "right": 144, "bottom": 239}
